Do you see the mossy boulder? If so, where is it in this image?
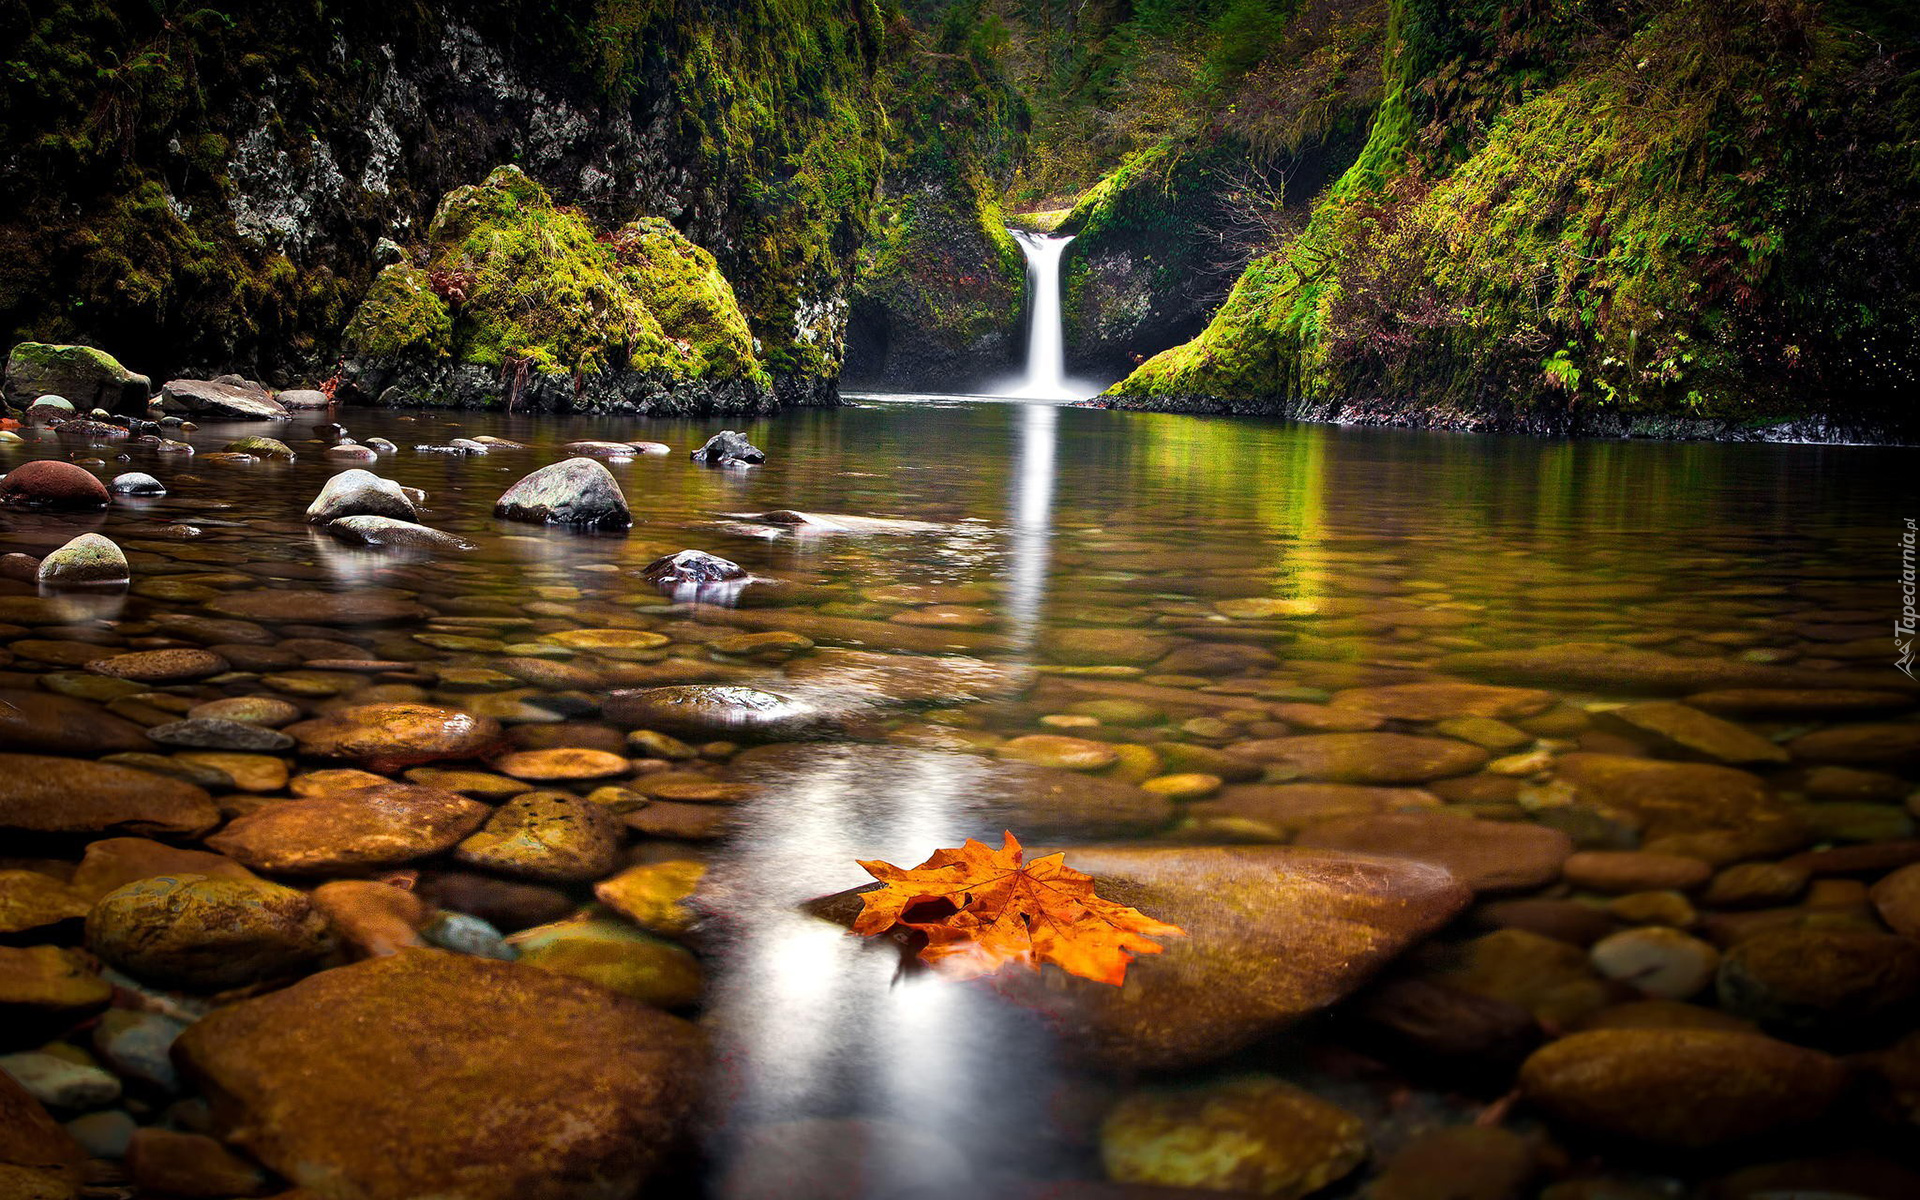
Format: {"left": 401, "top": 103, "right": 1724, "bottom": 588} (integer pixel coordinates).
{"left": 3, "top": 343, "right": 150, "bottom": 414}
{"left": 342, "top": 167, "right": 774, "bottom": 414}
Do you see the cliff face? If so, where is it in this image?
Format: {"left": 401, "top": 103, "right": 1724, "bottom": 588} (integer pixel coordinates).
{"left": 0, "top": 0, "right": 885, "bottom": 407}
{"left": 1108, "top": 0, "right": 1920, "bottom": 438}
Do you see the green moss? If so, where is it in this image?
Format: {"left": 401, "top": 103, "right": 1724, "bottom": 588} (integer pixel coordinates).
{"left": 347, "top": 166, "right": 767, "bottom": 388}
{"left": 342, "top": 266, "right": 453, "bottom": 361}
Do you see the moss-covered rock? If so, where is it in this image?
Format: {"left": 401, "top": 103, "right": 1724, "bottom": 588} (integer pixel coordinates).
{"left": 342, "top": 167, "right": 773, "bottom": 414}
{"left": 2, "top": 342, "right": 150, "bottom": 413}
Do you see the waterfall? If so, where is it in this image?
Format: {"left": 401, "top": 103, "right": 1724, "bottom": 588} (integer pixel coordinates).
{"left": 1007, "top": 230, "right": 1081, "bottom": 400}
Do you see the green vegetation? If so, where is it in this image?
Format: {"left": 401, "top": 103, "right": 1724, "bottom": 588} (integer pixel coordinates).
{"left": 1112, "top": 0, "right": 1920, "bottom": 428}
{"left": 343, "top": 167, "right": 768, "bottom": 399}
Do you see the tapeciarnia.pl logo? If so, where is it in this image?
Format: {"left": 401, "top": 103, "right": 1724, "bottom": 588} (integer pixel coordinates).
{"left": 1900, "top": 517, "right": 1917, "bottom": 679}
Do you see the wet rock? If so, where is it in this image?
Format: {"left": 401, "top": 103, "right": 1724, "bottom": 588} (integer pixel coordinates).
{"left": 88, "top": 647, "right": 229, "bottom": 683}
{"left": 1232, "top": 732, "right": 1489, "bottom": 783}
{"left": 0, "top": 1051, "right": 120, "bottom": 1110}
{"left": 1351, "top": 977, "right": 1541, "bottom": 1073}
{"left": 1438, "top": 641, "right": 1906, "bottom": 695}
{"left": 207, "top": 784, "right": 490, "bottom": 874}
{"left": 421, "top": 911, "right": 516, "bottom": 960}
{"left": 1478, "top": 897, "right": 1618, "bottom": 946}
{"left": 1442, "top": 929, "right": 1615, "bottom": 1026}
{"left": 1786, "top": 723, "right": 1920, "bottom": 768}
{"left": 277, "top": 387, "right": 330, "bottom": 409}
{"left": 641, "top": 548, "right": 745, "bottom": 590}
{"left": 1589, "top": 927, "right": 1720, "bottom": 999}
{"left": 224, "top": 435, "right": 294, "bottom": 460}
{"left": 108, "top": 471, "right": 164, "bottom": 495}
{"left": 454, "top": 791, "right": 622, "bottom": 883}
{"left": 0, "top": 1068, "right": 85, "bottom": 1197}
{"left": 509, "top": 916, "right": 703, "bottom": 1007}
{"left": 1552, "top": 753, "right": 1804, "bottom": 849}
{"left": 70, "top": 837, "right": 258, "bottom": 898}
{"left": 208, "top": 587, "right": 430, "bottom": 624}
{"left": 158, "top": 378, "right": 287, "bottom": 420}
{"left": 1042, "top": 626, "right": 1167, "bottom": 666}
{"left": 710, "top": 630, "right": 813, "bottom": 662}
{"left": 1294, "top": 812, "right": 1572, "bottom": 892}
{"left": 305, "top": 468, "right": 418, "bottom": 523}
{"left": 173, "top": 950, "right": 705, "bottom": 1200}
{"left": 187, "top": 696, "right": 302, "bottom": 727}
{"left": 286, "top": 701, "right": 504, "bottom": 772}
{"left": 0, "top": 755, "right": 218, "bottom": 837}
{"left": 416, "top": 870, "right": 576, "bottom": 932}
{"left": 0, "top": 460, "right": 109, "bottom": 509}
{"left": 327, "top": 443, "right": 379, "bottom": 461}
{"left": 494, "top": 747, "right": 630, "bottom": 781}
{"left": 493, "top": 458, "right": 631, "bottom": 530}
{"left": 604, "top": 685, "right": 822, "bottom": 740}
{"left": 1100, "top": 1077, "right": 1365, "bottom": 1198}
{"left": 594, "top": 861, "right": 705, "bottom": 936}
{"left": 1701, "top": 861, "right": 1810, "bottom": 909}
{"left": 35, "top": 532, "right": 127, "bottom": 585}
{"left": 971, "top": 845, "right": 1469, "bottom": 1069}
{"left": 0, "top": 870, "right": 91, "bottom": 933}
{"left": 86, "top": 874, "right": 333, "bottom": 991}
{"left": 1871, "top": 862, "right": 1920, "bottom": 936}
{"left": 1716, "top": 927, "right": 1920, "bottom": 1037}
{"left": 311, "top": 879, "right": 430, "bottom": 958}
{"left": 690, "top": 429, "right": 764, "bottom": 466}
{"left": 1518, "top": 1029, "right": 1847, "bottom": 1147}
{"left": 1371, "top": 1126, "right": 1537, "bottom": 1200}
{"left": 732, "top": 743, "right": 1173, "bottom": 838}
{"left": 1602, "top": 701, "right": 1790, "bottom": 765}
{"left": 782, "top": 648, "right": 1035, "bottom": 704}
{"left": 0, "top": 945, "right": 112, "bottom": 1021}
{"left": 127, "top": 1127, "right": 273, "bottom": 1197}
{"left": 0, "top": 688, "right": 152, "bottom": 754}
{"left": 1154, "top": 642, "right": 1278, "bottom": 675}
{"left": 90, "top": 1009, "right": 186, "bottom": 1092}
{"left": 4, "top": 342, "right": 150, "bottom": 412}
{"left": 326, "top": 514, "right": 477, "bottom": 551}
{"left": 64, "top": 1109, "right": 136, "bottom": 1159}
{"left": 997, "top": 734, "right": 1119, "bottom": 771}
{"left": 1562, "top": 851, "right": 1712, "bottom": 894}
{"left": 1330, "top": 682, "right": 1555, "bottom": 721}
{"left": 145, "top": 717, "right": 296, "bottom": 752}
{"left": 1685, "top": 688, "right": 1915, "bottom": 716}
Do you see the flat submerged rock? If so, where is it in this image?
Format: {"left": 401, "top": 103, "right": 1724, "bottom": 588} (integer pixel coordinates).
{"left": 174, "top": 949, "right": 705, "bottom": 1200}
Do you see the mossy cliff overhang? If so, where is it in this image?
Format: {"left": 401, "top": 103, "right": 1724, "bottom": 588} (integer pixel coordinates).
{"left": 340, "top": 166, "right": 776, "bottom": 414}
{"left": 3, "top": 343, "right": 152, "bottom": 415}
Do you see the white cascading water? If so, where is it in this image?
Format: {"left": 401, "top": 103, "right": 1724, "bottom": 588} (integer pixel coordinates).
{"left": 1007, "top": 230, "right": 1082, "bottom": 399}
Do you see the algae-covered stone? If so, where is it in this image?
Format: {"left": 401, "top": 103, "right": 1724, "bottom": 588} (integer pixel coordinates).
{"left": 86, "top": 874, "right": 333, "bottom": 990}
{"left": 493, "top": 458, "right": 631, "bottom": 530}
{"left": 4, "top": 341, "right": 149, "bottom": 412}
{"left": 453, "top": 790, "right": 623, "bottom": 883}
{"left": 595, "top": 861, "right": 707, "bottom": 936}
{"left": 1101, "top": 1077, "right": 1366, "bottom": 1197}
{"left": 35, "top": 533, "right": 127, "bottom": 586}
{"left": 173, "top": 949, "right": 705, "bottom": 1200}
{"left": 508, "top": 916, "right": 704, "bottom": 1007}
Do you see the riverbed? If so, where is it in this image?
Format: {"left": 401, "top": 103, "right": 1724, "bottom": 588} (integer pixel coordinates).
{"left": 2, "top": 393, "right": 1917, "bottom": 1199}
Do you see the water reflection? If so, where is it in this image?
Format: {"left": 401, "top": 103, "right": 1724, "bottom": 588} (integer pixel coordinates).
{"left": 1005, "top": 401, "right": 1057, "bottom": 650}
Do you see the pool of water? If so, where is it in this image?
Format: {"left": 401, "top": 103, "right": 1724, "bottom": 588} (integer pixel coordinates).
{"left": 3, "top": 393, "right": 1916, "bottom": 1198}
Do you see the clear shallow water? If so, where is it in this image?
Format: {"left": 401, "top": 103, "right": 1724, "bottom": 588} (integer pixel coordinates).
{"left": 4, "top": 394, "right": 1917, "bottom": 1197}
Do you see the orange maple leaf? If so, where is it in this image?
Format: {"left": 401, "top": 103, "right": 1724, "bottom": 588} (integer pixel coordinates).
{"left": 853, "top": 832, "right": 1185, "bottom": 986}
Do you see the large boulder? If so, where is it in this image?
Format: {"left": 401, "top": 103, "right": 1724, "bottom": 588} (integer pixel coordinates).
{"left": 3, "top": 342, "right": 150, "bottom": 414}
{"left": 305, "top": 469, "right": 418, "bottom": 523}
{"left": 158, "top": 378, "right": 289, "bottom": 420}
{"left": 0, "top": 460, "right": 109, "bottom": 510}
{"left": 173, "top": 950, "right": 705, "bottom": 1199}
{"left": 493, "top": 459, "right": 631, "bottom": 530}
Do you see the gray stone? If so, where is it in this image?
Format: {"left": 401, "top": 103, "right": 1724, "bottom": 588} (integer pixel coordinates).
{"left": 305, "top": 468, "right": 418, "bottom": 523}
{"left": 0, "top": 1051, "right": 121, "bottom": 1110}
{"left": 108, "top": 472, "right": 165, "bottom": 496}
{"left": 689, "top": 429, "right": 764, "bottom": 466}
{"left": 145, "top": 718, "right": 295, "bottom": 752}
{"left": 326, "top": 515, "right": 476, "bottom": 551}
{"left": 493, "top": 458, "right": 630, "bottom": 530}
{"left": 158, "top": 378, "right": 288, "bottom": 420}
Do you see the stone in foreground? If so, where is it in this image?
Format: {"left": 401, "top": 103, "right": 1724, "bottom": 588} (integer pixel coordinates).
{"left": 493, "top": 458, "right": 631, "bottom": 530}
{"left": 0, "top": 1067, "right": 86, "bottom": 1200}
{"left": 207, "top": 784, "right": 491, "bottom": 874}
{"left": 979, "top": 845, "right": 1470, "bottom": 1069}
{"left": 86, "top": 874, "right": 334, "bottom": 991}
{"left": 173, "top": 950, "right": 705, "bottom": 1200}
